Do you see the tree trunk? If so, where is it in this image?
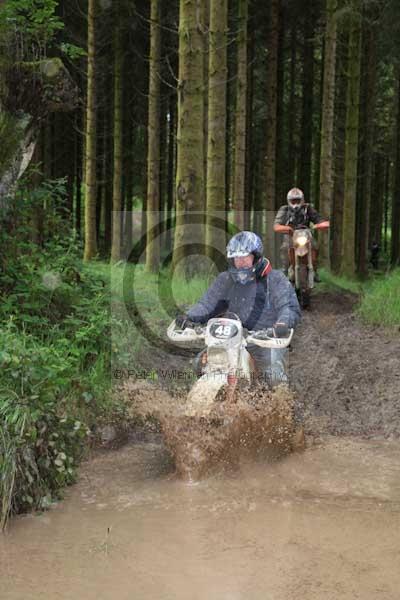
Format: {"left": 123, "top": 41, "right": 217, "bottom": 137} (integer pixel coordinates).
{"left": 369, "top": 152, "right": 384, "bottom": 247}
{"left": 313, "top": 45, "right": 324, "bottom": 210}
{"left": 340, "top": 6, "right": 362, "bottom": 277}
{"left": 275, "top": 7, "right": 285, "bottom": 209}
{"left": 83, "top": 0, "right": 98, "bottom": 261}
{"left": 95, "top": 95, "right": 104, "bottom": 248}
{"left": 300, "top": 2, "right": 315, "bottom": 201}
{"left": 264, "top": 0, "right": 280, "bottom": 250}
{"left": 357, "top": 20, "right": 376, "bottom": 277}
{"left": 203, "top": 0, "right": 210, "bottom": 209}
{"left": 391, "top": 69, "right": 400, "bottom": 266}
{"left": 206, "top": 0, "right": 228, "bottom": 266}
{"left": 74, "top": 110, "right": 82, "bottom": 236}
{"left": 0, "top": 58, "right": 78, "bottom": 209}
{"left": 233, "top": 0, "right": 248, "bottom": 230}
{"left": 110, "top": 5, "right": 124, "bottom": 263}
{"left": 383, "top": 158, "right": 389, "bottom": 255}
{"left": 145, "top": 0, "right": 161, "bottom": 272}
{"left": 244, "top": 18, "right": 254, "bottom": 230}
{"left": 123, "top": 106, "right": 134, "bottom": 257}
{"left": 319, "top": 0, "right": 338, "bottom": 267}
{"left": 287, "top": 21, "right": 297, "bottom": 189}
{"left": 165, "top": 93, "right": 176, "bottom": 253}
{"left": 173, "top": 0, "right": 206, "bottom": 277}
{"left": 29, "top": 138, "right": 44, "bottom": 245}
{"left": 103, "top": 91, "right": 113, "bottom": 255}
{"left": 331, "top": 29, "right": 348, "bottom": 273}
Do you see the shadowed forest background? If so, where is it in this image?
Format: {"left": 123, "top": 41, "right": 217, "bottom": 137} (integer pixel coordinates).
{"left": 2, "top": 0, "right": 400, "bottom": 273}
{"left": 1, "top": 0, "right": 400, "bottom": 527}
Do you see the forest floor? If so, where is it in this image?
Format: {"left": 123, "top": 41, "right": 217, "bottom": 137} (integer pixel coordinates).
{"left": 119, "top": 289, "right": 400, "bottom": 444}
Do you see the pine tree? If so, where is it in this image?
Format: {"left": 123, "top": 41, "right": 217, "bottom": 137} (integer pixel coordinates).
{"left": 264, "top": 0, "right": 280, "bottom": 251}
{"left": 391, "top": 66, "right": 400, "bottom": 266}
{"left": 110, "top": 3, "right": 124, "bottom": 263}
{"left": 83, "top": 0, "right": 98, "bottom": 261}
{"left": 145, "top": 0, "right": 161, "bottom": 272}
{"left": 206, "top": 0, "right": 228, "bottom": 263}
{"left": 173, "top": 0, "right": 205, "bottom": 277}
{"left": 233, "top": 0, "right": 248, "bottom": 230}
{"left": 341, "top": 4, "right": 362, "bottom": 277}
{"left": 357, "top": 16, "right": 377, "bottom": 277}
{"left": 319, "top": 0, "right": 338, "bottom": 267}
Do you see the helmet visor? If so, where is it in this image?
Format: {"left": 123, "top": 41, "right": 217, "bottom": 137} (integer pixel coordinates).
{"left": 228, "top": 264, "right": 256, "bottom": 285}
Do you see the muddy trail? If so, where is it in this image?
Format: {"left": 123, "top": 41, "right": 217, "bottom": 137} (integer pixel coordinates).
{"left": 115, "top": 289, "right": 400, "bottom": 481}
{"left": 289, "top": 291, "right": 400, "bottom": 439}
{"left": 2, "top": 437, "right": 400, "bottom": 600}
{"left": 2, "top": 290, "right": 400, "bottom": 599}
{"left": 124, "top": 290, "right": 400, "bottom": 442}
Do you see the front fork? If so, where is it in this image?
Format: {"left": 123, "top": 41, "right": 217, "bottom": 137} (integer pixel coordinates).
{"left": 294, "top": 242, "right": 314, "bottom": 290}
{"left": 226, "top": 372, "right": 238, "bottom": 403}
{"left": 307, "top": 242, "right": 314, "bottom": 288}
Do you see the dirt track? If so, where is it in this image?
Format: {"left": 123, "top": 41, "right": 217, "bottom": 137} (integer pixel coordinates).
{"left": 121, "top": 289, "right": 400, "bottom": 443}
{"left": 289, "top": 291, "right": 400, "bottom": 439}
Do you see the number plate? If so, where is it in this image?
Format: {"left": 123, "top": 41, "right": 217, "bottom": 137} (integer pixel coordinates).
{"left": 209, "top": 322, "right": 239, "bottom": 339}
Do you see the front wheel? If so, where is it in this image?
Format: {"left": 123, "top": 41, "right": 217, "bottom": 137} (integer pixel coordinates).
{"left": 297, "top": 288, "right": 311, "bottom": 309}
{"left": 296, "top": 264, "right": 311, "bottom": 309}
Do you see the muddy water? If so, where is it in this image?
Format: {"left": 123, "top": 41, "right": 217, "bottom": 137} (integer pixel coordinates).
{"left": 1, "top": 437, "right": 400, "bottom": 600}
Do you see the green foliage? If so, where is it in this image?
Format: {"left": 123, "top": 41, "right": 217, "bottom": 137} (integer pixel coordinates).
{"left": 0, "top": 321, "right": 88, "bottom": 528}
{"left": 110, "top": 262, "right": 211, "bottom": 317}
{"left": 0, "top": 112, "right": 23, "bottom": 175}
{"left": 358, "top": 270, "right": 400, "bottom": 327}
{"left": 1, "top": 175, "right": 71, "bottom": 275}
{"left": 0, "top": 0, "right": 64, "bottom": 48}
{"left": 0, "top": 188, "right": 119, "bottom": 528}
{"left": 318, "top": 268, "right": 362, "bottom": 294}
{"left": 0, "top": 238, "right": 114, "bottom": 527}
{"left": 0, "top": 0, "right": 84, "bottom": 64}
{"left": 60, "top": 42, "right": 87, "bottom": 60}
{"left": 319, "top": 268, "right": 400, "bottom": 328}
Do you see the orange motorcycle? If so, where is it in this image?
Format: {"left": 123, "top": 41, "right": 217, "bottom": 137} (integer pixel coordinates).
{"left": 287, "top": 225, "right": 316, "bottom": 309}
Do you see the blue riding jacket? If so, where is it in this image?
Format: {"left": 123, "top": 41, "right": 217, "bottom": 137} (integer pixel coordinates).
{"left": 186, "top": 262, "right": 301, "bottom": 331}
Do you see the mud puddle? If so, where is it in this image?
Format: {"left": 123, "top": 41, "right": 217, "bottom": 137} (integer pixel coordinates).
{"left": 1, "top": 436, "right": 400, "bottom": 600}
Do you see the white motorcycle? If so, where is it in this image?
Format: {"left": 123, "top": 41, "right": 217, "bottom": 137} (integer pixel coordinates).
{"left": 167, "top": 316, "right": 293, "bottom": 417}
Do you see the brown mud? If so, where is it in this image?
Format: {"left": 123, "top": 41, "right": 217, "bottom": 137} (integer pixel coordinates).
{"left": 2, "top": 436, "right": 400, "bottom": 600}
{"left": 160, "top": 385, "right": 297, "bottom": 481}
{"left": 2, "top": 291, "right": 400, "bottom": 599}
{"left": 128, "top": 290, "right": 400, "bottom": 440}
{"left": 120, "top": 290, "right": 400, "bottom": 478}
{"left": 120, "top": 380, "right": 298, "bottom": 480}
{"left": 289, "top": 291, "right": 400, "bottom": 439}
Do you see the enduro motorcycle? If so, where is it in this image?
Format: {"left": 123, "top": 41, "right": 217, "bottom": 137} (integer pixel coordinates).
{"left": 288, "top": 226, "right": 315, "bottom": 309}
{"left": 164, "top": 316, "right": 301, "bottom": 480}
{"left": 167, "top": 315, "right": 293, "bottom": 417}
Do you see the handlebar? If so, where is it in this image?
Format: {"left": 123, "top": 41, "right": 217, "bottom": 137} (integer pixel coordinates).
{"left": 246, "top": 327, "right": 294, "bottom": 348}
{"left": 166, "top": 320, "right": 206, "bottom": 345}
{"left": 167, "top": 320, "right": 294, "bottom": 349}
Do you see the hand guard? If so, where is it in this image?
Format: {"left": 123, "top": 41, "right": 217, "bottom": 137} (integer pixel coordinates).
{"left": 273, "top": 322, "right": 289, "bottom": 338}
{"left": 175, "top": 315, "right": 190, "bottom": 330}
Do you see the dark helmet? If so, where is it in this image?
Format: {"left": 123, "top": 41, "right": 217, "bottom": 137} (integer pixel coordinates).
{"left": 287, "top": 187, "right": 305, "bottom": 211}
{"left": 226, "top": 231, "right": 264, "bottom": 285}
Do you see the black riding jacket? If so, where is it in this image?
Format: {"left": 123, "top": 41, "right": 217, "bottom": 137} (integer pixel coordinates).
{"left": 274, "top": 203, "right": 326, "bottom": 229}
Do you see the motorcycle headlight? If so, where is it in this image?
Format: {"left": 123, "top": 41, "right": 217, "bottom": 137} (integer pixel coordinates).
{"left": 296, "top": 235, "right": 308, "bottom": 246}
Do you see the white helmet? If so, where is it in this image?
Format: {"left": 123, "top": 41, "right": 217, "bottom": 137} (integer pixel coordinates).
{"left": 287, "top": 188, "right": 305, "bottom": 210}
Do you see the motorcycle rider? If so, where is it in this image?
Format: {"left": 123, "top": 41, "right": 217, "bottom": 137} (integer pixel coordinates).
{"left": 273, "top": 188, "right": 330, "bottom": 282}
{"left": 175, "top": 231, "right": 301, "bottom": 387}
